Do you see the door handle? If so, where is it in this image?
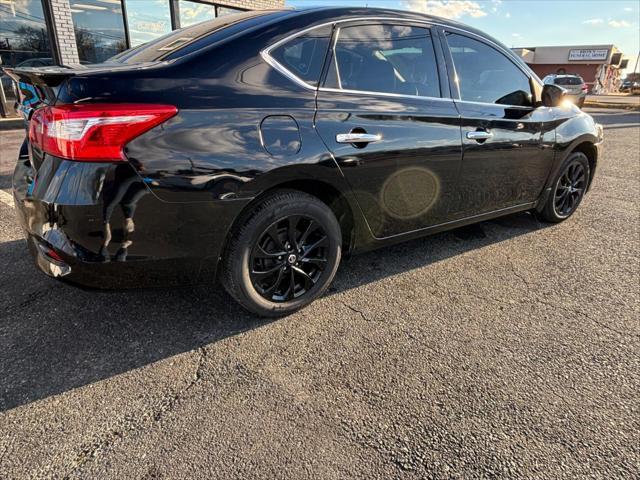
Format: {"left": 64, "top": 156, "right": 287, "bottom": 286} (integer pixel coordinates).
{"left": 466, "top": 130, "right": 493, "bottom": 141}
{"left": 336, "top": 132, "right": 382, "bottom": 144}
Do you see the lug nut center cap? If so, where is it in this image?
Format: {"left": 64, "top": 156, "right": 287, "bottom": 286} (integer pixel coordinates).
{"left": 287, "top": 254, "right": 297, "bottom": 264}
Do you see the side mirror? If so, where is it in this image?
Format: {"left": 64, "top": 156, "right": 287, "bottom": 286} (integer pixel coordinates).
{"left": 541, "top": 83, "right": 566, "bottom": 107}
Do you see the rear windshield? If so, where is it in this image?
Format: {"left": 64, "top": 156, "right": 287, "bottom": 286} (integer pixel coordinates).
{"left": 554, "top": 76, "right": 583, "bottom": 86}
{"left": 109, "top": 11, "right": 275, "bottom": 64}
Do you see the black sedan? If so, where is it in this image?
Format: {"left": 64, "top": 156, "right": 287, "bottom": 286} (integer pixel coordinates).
{"left": 4, "top": 7, "right": 603, "bottom": 316}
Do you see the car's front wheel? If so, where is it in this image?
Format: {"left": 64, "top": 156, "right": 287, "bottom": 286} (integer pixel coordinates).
{"left": 222, "top": 190, "right": 342, "bottom": 317}
{"left": 537, "top": 152, "right": 590, "bottom": 223}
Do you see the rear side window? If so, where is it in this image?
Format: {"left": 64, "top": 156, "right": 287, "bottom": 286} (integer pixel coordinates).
{"left": 325, "top": 24, "right": 441, "bottom": 98}
{"left": 446, "top": 33, "right": 532, "bottom": 106}
{"left": 270, "top": 25, "right": 333, "bottom": 87}
{"left": 554, "top": 76, "right": 583, "bottom": 86}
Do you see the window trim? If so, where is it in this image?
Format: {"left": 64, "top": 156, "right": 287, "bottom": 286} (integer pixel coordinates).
{"left": 261, "top": 22, "right": 329, "bottom": 92}
{"left": 261, "top": 16, "right": 540, "bottom": 104}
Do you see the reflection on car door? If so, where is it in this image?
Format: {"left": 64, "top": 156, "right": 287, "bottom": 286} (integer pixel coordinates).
{"left": 314, "top": 22, "right": 463, "bottom": 239}
{"left": 442, "top": 31, "right": 555, "bottom": 217}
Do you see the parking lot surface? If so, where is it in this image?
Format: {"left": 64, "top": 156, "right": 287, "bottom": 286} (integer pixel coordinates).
{"left": 0, "top": 109, "right": 638, "bottom": 479}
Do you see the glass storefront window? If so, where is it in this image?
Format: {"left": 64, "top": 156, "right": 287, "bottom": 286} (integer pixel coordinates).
{"left": 0, "top": 0, "right": 53, "bottom": 116}
{"left": 70, "top": 0, "right": 127, "bottom": 63}
{"left": 125, "top": 0, "right": 172, "bottom": 47}
{"left": 217, "top": 5, "right": 244, "bottom": 17}
{"left": 179, "top": 0, "right": 216, "bottom": 28}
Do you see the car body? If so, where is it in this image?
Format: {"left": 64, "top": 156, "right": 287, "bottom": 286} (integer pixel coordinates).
{"left": 542, "top": 74, "right": 588, "bottom": 107}
{"left": 620, "top": 79, "right": 640, "bottom": 93}
{"left": 4, "top": 7, "right": 603, "bottom": 315}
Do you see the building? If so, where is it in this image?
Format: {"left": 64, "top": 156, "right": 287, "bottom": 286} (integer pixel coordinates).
{"left": 0, "top": 0, "right": 283, "bottom": 117}
{"left": 512, "top": 44, "right": 628, "bottom": 94}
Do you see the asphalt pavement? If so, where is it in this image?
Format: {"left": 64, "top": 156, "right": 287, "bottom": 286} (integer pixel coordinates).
{"left": 0, "top": 109, "right": 638, "bottom": 479}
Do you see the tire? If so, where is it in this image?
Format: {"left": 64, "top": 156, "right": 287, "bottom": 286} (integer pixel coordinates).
{"left": 536, "top": 152, "right": 590, "bottom": 223}
{"left": 577, "top": 97, "right": 585, "bottom": 108}
{"left": 222, "top": 190, "right": 341, "bottom": 317}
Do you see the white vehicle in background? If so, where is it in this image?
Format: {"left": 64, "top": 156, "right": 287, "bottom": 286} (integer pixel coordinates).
{"left": 543, "top": 74, "right": 588, "bottom": 108}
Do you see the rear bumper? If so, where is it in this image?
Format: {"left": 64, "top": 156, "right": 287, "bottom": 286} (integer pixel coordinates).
{"left": 13, "top": 155, "right": 248, "bottom": 288}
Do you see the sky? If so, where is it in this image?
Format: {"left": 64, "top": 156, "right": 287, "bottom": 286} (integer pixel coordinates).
{"left": 286, "top": 0, "right": 640, "bottom": 74}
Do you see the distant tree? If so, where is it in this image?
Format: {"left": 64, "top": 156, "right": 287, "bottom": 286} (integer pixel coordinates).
{"left": 75, "top": 28, "right": 97, "bottom": 63}
{"left": 14, "top": 25, "right": 49, "bottom": 53}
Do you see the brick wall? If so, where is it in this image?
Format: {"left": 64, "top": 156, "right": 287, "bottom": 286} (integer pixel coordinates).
{"left": 48, "top": 0, "right": 80, "bottom": 65}
{"left": 217, "top": 0, "right": 284, "bottom": 10}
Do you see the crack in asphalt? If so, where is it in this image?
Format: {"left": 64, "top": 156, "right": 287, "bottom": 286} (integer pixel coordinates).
{"left": 430, "top": 277, "right": 637, "bottom": 350}
{"left": 55, "top": 346, "right": 209, "bottom": 479}
{"left": 535, "top": 299, "right": 638, "bottom": 344}
{"left": 507, "top": 256, "right": 534, "bottom": 288}
{"left": 342, "top": 301, "right": 374, "bottom": 322}
{"left": 1, "top": 284, "right": 66, "bottom": 319}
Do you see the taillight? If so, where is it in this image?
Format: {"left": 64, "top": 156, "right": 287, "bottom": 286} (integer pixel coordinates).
{"left": 582, "top": 84, "right": 588, "bottom": 92}
{"left": 28, "top": 103, "right": 177, "bottom": 162}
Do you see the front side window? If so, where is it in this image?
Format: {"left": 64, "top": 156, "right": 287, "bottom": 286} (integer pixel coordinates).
{"left": 446, "top": 33, "right": 532, "bottom": 106}
{"left": 325, "top": 24, "right": 441, "bottom": 98}
{"left": 270, "top": 25, "right": 333, "bottom": 87}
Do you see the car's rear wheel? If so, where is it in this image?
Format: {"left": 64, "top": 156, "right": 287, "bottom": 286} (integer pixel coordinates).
{"left": 222, "top": 190, "right": 341, "bottom": 317}
{"left": 537, "top": 152, "right": 590, "bottom": 223}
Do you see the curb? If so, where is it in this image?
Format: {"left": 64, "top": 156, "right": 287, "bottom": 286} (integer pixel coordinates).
{"left": 0, "top": 118, "right": 23, "bottom": 131}
{"left": 584, "top": 102, "right": 640, "bottom": 111}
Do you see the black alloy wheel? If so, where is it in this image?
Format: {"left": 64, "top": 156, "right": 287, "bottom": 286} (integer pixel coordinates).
{"left": 250, "top": 215, "right": 328, "bottom": 302}
{"left": 554, "top": 160, "right": 587, "bottom": 217}
{"left": 536, "top": 151, "right": 590, "bottom": 223}
{"left": 222, "top": 190, "right": 341, "bottom": 317}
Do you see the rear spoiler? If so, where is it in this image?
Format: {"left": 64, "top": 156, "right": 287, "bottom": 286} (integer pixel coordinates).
{"left": 3, "top": 62, "right": 163, "bottom": 118}
{"left": 2, "top": 61, "right": 163, "bottom": 87}
{"left": 2, "top": 66, "right": 77, "bottom": 88}
{"left": 1, "top": 66, "right": 79, "bottom": 118}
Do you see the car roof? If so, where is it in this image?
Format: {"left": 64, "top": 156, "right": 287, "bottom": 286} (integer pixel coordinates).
{"left": 288, "top": 6, "right": 483, "bottom": 33}
{"left": 288, "top": 6, "right": 532, "bottom": 67}
{"left": 284, "top": 7, "right": 519, "bottom": 60}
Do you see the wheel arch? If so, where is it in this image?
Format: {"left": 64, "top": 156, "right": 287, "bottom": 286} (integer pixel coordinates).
{"left": 547, "top": 133, "right": 598, "bottom": 191}
{"left": 265, "top": 180, "right": 356, "bottom": 251}
{"left": 222, "top": 178, "right": 359, "bottom": 266}
{"left": 570, "top": 141, "right": 598, "bottom": 190}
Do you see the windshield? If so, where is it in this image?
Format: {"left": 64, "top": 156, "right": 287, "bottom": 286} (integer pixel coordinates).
{"left": 109, "top": 11, "right": 274, "bottom": 64}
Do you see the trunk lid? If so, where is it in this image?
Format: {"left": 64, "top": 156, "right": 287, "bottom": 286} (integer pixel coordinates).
{"left": 3, "top": 62, "right": 160, "bottom": 120}
{"left": 3, "top": 62, "right": 160, "bottom": 171}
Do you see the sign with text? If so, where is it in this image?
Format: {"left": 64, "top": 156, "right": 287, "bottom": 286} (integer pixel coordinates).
{"left": 568, "top": 49, "right": 609, "bottom": 61}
